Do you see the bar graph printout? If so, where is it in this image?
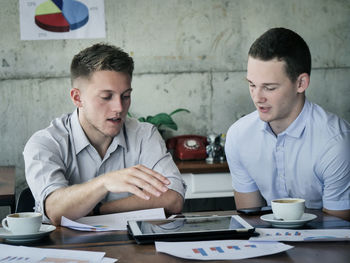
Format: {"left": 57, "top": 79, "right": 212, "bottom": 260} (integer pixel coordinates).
{"left": 155, "top": 240, "right": 293, "bottom": 260}
{"left": 250, "top": 228, "right": 350, "bottom": 242}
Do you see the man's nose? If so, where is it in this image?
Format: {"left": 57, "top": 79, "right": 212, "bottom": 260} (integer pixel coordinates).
{"left": 111, "top": 97, "right": 123, "bottom": 112}
{"left": 252, "top": 88, "right": 266, "bottom": 103}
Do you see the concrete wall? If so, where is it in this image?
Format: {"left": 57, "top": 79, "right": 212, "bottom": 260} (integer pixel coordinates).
{"left": 1, "top": 0, "right": 349, "bottom": 219}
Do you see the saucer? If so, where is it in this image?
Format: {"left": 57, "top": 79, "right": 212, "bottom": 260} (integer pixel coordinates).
{"left": 260, "top": 213, "right": 317, "bottom": 228}
{"left": 0, "top": 224, "right": 56, "bottom": 243}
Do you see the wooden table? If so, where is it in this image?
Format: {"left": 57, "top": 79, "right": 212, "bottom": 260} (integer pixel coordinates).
{"left": 2, "top": 209, "right": 349, "bottom": 263}
{"left": 0, "top": 166, "right": 16, "bottom": 213}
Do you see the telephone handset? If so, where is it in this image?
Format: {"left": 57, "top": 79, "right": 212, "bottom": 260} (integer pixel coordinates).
{"left": 166, "top": 135, "right": 207, "bottom": 160}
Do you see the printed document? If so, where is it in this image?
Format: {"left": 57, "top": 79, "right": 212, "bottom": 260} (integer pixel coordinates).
{"left": 61, "top": 207, "right": 166, "bottom": 231}
{"left": 155, "top": 240, "right": 293, "bottom": 260}
{"left": 250, "top": 228, "right": 350, "bottom": 242}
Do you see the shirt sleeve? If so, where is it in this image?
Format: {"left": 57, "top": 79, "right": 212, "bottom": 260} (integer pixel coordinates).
{"left": 225, "top": 125, "right": 259, "bottom": 193}
{"left": 316, "top": 132, "right": 350, "bottom": 210}
{"left": 138, "top": 126, "right": 187, "bottom": 200}
{"left": 23, "top": 132, "right": 69, "bottom": 223}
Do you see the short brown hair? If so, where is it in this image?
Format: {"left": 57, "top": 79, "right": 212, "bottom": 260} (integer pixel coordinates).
{"left": 248, "top": 28, "right": 311, "bottom": 82}
{"left": 70, "top": 43, "right": 134, "bottom": 84}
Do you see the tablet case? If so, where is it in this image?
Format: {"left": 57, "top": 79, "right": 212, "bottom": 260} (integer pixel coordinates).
{"left": 127, "top": 217, "right": 258, "bottom": 244}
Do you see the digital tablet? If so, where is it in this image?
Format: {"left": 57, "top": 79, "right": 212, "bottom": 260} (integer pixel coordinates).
{"left": 237, "top": 206, "right": 272, "bottom": 215}
{"left": 127, "top": 215, "right": 257, "bottom": 244}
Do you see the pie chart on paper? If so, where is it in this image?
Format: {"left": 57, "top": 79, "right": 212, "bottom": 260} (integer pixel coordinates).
{"left": 34, "top": 0, "right": 89, "bottom": 33}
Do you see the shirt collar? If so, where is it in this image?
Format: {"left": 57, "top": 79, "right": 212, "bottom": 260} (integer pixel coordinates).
{"left": 283, "top": 99, "right": 309, "bottom": 138}
{"left": 260, "top": 99, "right": 310, "bottom": 138}
{"left": 71, "top": 109, "right": 90, "bottom": 154}
{"left": 70, "top": 109, "right": 128, "bottom": 154}
{"left": 108, "top": 124, "right": 128, "bottom": 153}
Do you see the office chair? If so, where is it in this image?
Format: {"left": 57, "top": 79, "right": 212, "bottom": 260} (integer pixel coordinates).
{"left": 15, "top": 187, "right": 35, "bottom": 213}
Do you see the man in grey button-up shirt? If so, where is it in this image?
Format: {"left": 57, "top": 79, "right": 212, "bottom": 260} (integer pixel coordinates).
{"left": 23, "top": 44, "right": 186, "bottom": 226}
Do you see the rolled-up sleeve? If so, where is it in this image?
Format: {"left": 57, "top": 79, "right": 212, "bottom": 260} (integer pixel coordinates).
{"left": 225, "top": 125, "right": 259, "bottom": 193}
{"left": 23, "top": 132, "right": 69, "bottom": 222}
{"left": 138, "top": 126, "right": 187, "bottom": 200}
{"left": 317, "top": 132, "right": 350, "bottom": 210}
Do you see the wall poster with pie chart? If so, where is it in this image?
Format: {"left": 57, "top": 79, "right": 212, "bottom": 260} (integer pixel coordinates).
{"left": 19, "top": 0, "right": 105, "bottom": 40}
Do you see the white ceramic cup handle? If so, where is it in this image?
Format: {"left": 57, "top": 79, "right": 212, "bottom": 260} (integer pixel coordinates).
{"left": 1, "top": 218, "right": 10, "bottom": 231}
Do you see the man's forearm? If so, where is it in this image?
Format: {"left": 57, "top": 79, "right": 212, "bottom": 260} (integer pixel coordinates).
{"left": 234, "top": 190, "right": 266, "bottom": 210}
{"left": 45, "top": 177, "right": 107, "bottom": 225}
{"left": 323, "top": 208, "right": 350, "bottom": 221}
{"left": 44, "top": 166, "right": 181, "bottom": 225}
{"left": 100, "top": 189, "right": 184, "bottom": 215}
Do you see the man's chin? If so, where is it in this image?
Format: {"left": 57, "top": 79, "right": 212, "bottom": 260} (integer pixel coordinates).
{"left": 258, "top": 114, "right": 272, "bottom": 123}
{"left": 103, "top": 126, "right": 123, "bottom": 138}
{"left": 108, "top": 130, "right": 122, "bottom": 137}
{"left": 105, "top": 121, "right": 124, "bottom": 136}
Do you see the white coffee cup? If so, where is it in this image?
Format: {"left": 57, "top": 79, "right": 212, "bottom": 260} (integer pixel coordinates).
{"left": 271, "top": 198, "right": 305, "bottom": 221}
{"left": 1, "top": 212, "right": 42, "bottom": 235}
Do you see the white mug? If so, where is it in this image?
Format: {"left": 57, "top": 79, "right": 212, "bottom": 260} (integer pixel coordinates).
{"left": 2, "top": 212, "right": 42, "bottom": 235}
{"left": 271, "top": 198, "right": 305, "bottom": 220}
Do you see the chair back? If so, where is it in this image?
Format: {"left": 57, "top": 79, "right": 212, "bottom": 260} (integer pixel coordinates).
{"left": 16, "top": 187, "right": 35, "bottom": 213}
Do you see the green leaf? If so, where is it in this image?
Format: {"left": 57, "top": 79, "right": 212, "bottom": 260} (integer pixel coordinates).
{"left": 149, "top": 113, "right": 178, "bottom": 130}
{"left": 133, "top": 108, "right": 190, "bottom": 132}
{"left": 169, "top": 108, "right": 190, "bottom": 116}
{"left": 145, "top": 116, "right": 156, "bottom": 123}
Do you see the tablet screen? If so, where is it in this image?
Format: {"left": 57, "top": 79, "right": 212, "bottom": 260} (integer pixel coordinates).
{"left": 135, "top": 215, "right": 252, "bottom": 235}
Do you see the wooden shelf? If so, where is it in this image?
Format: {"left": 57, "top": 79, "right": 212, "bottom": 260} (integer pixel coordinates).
{"left": 0, "top": 166, "right": 16, "bottom": 213}
{"left": 175, "top": 159, "right": 229, "bottom": 174}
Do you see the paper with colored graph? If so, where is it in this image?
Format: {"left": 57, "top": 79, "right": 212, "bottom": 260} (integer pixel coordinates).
{"left": 250, "top": 228, "right": 350, "bottom": 242}
{"left": 19, "top": 0, "right": 106, "bottom": 40}
{"left": 155, "top": 240, "right": 293, "bottom": 260}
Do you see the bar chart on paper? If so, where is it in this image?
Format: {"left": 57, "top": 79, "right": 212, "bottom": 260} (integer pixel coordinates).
{"left": 34, "top": 0, "right": 89, "bottom": 32}
{"left": 156, "top": 240, "right": 293, "bottom": 260}
{"left": 193, "top": 244, "right": 257, "bottom": 257}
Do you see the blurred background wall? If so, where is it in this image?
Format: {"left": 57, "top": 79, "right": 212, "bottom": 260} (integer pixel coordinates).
{"left": 1, "top": 0, "right": 349, "bottom": 219}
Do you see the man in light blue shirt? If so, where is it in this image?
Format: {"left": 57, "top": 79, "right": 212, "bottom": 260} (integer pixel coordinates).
{"left": 23, "top": 44, "right": 186, "bottom": 225}
{"left": 225, "top": 28, "right": 350, "bottom": 221}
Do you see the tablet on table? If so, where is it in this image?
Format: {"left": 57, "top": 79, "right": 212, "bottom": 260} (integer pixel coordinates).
{"left": 127, "top": 215, "right": 257, "bottom": 244}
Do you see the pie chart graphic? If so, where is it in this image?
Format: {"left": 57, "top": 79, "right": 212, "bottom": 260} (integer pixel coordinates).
{"left": 35, "top": 0, "right": 89, "bottom": 32}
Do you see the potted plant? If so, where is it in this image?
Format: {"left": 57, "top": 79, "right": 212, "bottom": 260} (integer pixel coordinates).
{"left": 129, "top": 108, "right": 190, "bottom": 136}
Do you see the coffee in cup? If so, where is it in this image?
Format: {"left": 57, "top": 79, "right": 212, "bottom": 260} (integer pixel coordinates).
{"left": 1, "top": 212, "right": 42, "bottom": 234}
{"left": 271, "top": 198, "right": 305, "bottom": 220}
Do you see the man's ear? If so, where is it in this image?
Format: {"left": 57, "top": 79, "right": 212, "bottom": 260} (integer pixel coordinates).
{"left": 296, "top": 73, "right": 310, "bottom": 94}
{"left": 70, "top": 88, "right": 83, "bottom": 107}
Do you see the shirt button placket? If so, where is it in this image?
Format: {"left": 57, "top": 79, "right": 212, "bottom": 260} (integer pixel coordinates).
{"left": 275, "top": 135, "right": 287, "bottom": 196}
{"left": 98, "top": 163, "right": 105, "bottom": 178}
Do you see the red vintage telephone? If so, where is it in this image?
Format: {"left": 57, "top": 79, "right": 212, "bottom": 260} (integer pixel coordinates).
{"left": 166, "top": 135, "right": 208, "bottom": 160}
